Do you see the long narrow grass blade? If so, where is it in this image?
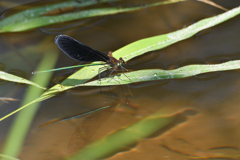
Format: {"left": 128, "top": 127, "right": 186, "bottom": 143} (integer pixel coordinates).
{"left": 0, "top": 0, "right": 185, "bottom": 32}
{"left": 0, "top": 71, "right": 46, "bottom": 89}
{"left": 113, "top": 6, "right": 240, "bottom": 62}
{"left": 1, "top": 49, "right": 58, "bottom": 159}
{"left": 78, "top": 59, "right": 240, "bottom": 86}
{"left": 0, "top": 0, "right": 119, "bottom": 31}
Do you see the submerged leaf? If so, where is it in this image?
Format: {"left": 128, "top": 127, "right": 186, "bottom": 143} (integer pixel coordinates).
{"left": 67, "top": 108, "right": 190, "bottom": 160}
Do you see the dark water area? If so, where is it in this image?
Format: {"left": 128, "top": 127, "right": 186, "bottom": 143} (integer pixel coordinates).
{"left": 0, "top": 0, "right": 240, "bottom": 160}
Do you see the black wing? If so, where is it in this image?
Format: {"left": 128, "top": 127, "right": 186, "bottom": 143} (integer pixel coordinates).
{"left": 55, "top": 35, "right": 110, "bottom": 62}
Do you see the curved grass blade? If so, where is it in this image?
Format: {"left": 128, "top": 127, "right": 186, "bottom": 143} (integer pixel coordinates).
{"left": 0, "top": 0, "right": 185, "bottom": 32}
{"left": 0, "top": 71, "right": 46, "bottom": 90}
{"left": 76, "top": 59, "right": 240, "bottom": 87}
{"left": 0, "top": 96, "right": 50, "bottom": 122}
{"left": 113, "top": 6, "right": 240, "bottom": 62}
{"left": 0, "top": 0, "right": 119, "bottom": 31}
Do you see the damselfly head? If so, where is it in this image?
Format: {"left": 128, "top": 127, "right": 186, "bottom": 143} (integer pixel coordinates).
{"left": 119, "top": 57, "right": 125, "bottom": 64}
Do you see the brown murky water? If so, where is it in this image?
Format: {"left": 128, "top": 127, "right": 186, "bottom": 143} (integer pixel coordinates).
{"left": 0, "top": 0, "right": 240, "bottom": 160}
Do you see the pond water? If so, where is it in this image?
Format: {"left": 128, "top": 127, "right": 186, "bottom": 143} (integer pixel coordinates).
{"left": 0, "top": 0, "right": 240, "bottom": 160}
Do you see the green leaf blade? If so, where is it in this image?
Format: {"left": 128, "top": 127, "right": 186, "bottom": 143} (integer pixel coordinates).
{"left": 0, "top": 71, "right": 46, "bottom": 89}
{"left": 114, "top": 6, "right": 240, "bottom": 61}
{"left": 0, "top": 0, "right": 182, "bottom": 32}
{"left": 79, "top": 60, "right": 240, "bottom": 86}
{"left": 0, "top": 0, "right": 119, "bottom": 29}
